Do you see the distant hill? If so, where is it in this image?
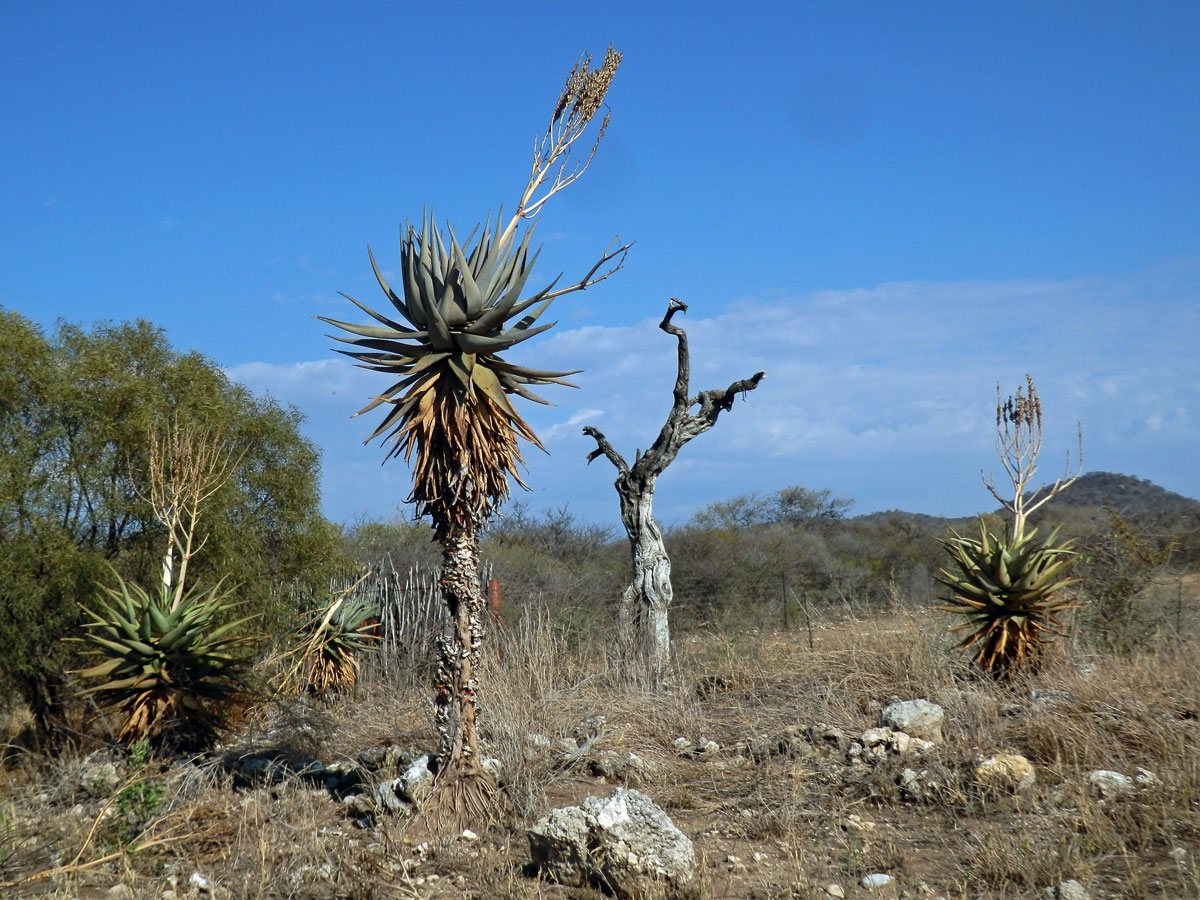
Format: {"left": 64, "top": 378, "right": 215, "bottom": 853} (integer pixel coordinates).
{"left": 854, "top": 472, "right": 1198, "bottom": 529}
{"left": 852, "top": 509, "right": 960, "bottom": 529}
{"left": 1052, "top": 472, "right": 1200, "bottom": 521}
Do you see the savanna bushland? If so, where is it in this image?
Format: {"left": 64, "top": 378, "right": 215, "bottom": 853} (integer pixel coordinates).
{"left": 3, "top": 411, "right": 1198, "bottom": 899}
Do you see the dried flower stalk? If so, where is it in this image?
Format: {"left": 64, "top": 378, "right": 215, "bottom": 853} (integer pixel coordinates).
{"left": 982, "top": 374, "right": 1082, "bottom": 538}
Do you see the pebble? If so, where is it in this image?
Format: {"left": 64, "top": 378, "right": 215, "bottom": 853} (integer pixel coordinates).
{"left": 189, "top": 872, "right": 212, "bottom": 893}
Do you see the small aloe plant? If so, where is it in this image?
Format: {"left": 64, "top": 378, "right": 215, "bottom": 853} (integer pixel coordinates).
{"left": 74, "top": 573, "right": 255, "bottom": 744}
{"left": 937, "top": 376, "right": 1083, "bottom": 677}
{"left": 285, "top": 593, "right": 380, "bottom": 698}
{"left": 936, "top": 520, "right": 1080, "bottom": 675}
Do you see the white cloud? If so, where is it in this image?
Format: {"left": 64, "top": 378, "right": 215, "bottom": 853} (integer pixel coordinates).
{"left": 227, "top": 266, "right": 1200, "bottom": 526}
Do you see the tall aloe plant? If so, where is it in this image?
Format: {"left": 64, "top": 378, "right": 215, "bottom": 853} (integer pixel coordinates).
{"left": 321, "top": 48, "right": 627, "bottom": 792}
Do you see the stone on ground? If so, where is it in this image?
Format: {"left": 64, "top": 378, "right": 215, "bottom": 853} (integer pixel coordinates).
{"left": 528, "top": 788, "right": 695, "bottom": 898}
{"left": 879, "top": 699, "right": 945, "bottom": 743}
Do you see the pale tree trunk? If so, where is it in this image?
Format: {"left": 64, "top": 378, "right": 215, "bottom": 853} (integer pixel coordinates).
{"left": 616, "top": 476, "right": 673, "bottom": 682}
{"left": 435, "top": 528, "right": 486, "bottom": 773}
{"left": 585, "top": 298, "right": 764, "bottom": 688}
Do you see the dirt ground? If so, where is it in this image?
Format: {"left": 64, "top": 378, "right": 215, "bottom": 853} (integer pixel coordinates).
{"left": 3, "top": 603, "right": 1199, "bottom": 900}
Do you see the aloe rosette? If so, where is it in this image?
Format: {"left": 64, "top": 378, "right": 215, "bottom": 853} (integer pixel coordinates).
{"left": 301, "top": 594, "right": 380, "bottom": 696}
{"left": 318, "top": 212, "right": 579, "bottom": 537}
{"left": 936, "top": 521, "right": 1080, "bottom": 676}
{"left": 74, "top": 574, "right": 255, "bottom": 742}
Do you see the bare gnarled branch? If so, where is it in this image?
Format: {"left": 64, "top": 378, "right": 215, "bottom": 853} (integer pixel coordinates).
{"left": 582, "top": 425, "right": 629, "bottom": 474}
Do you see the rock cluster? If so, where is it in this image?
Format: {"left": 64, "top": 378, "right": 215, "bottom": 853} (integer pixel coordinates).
{"left": 1086, "top": 766, "right": 1160, "bottom": 799}
{"left": 521, "top": 716, "right": 654, "bottom": 785}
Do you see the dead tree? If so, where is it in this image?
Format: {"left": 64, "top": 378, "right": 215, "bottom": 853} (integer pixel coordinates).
{"left": 583, "top": 298, "right": 765, "bottom": 685}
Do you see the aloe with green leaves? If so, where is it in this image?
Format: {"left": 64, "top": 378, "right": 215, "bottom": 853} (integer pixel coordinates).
{"left": 74, "top": 574, "right": 254, "bottom": 744}
{"left": 325, "top": 211, "right": 584, "bottom": 539}
{"left": 284, "top": 593, "right": 380, "bottom": 698}
{"left": 936, "top": 376, "right": 1083, "bottom": 677}
{"left": 73, "top": 420, "right": 256, "bottom": 745}
{"left": 936, "top": 521, "right": 1080, "bottom": 675}
{"left": 320, "top": 48, "right": 628, "bottom": 799}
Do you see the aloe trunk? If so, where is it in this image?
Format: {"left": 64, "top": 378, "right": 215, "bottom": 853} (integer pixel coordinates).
{"left": 435, "top": 529, "right": 486, "bottom": 770}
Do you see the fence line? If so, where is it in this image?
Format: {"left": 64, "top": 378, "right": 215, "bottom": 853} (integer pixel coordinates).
{"left": 328, "top": 554, "right": 494, "bottom": 683}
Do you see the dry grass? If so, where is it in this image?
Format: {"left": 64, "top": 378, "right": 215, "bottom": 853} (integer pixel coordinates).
{"left": 2, "top": 593, "right": 1199, "bottom": 899}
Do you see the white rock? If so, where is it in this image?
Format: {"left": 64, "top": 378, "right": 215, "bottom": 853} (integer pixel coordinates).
{"left": 528, "top": 788, "right": 695, "bottom": 894}
{"left": 889, "top": 730, "right": 913, "bottom": 755}
{"left": 880, "top": 699, "right": 945, "bottom": 743}
{"left": 861, "top": 727, "right": 892, "bottom": 747}
{"left": 589, "top": 749, "right": 650, "bottom": 783}
{"left": 824, "top": 885, "right": 846, "bottom": 899}
{"left": 460, "top": 829, "right": 478, "bottom": 841}
{"left": 401, "top": 755, "right": 434, "bottom": 799}
{"left": 1087, "top": 769, "right": 1134, "bottom": 799}
{"left": 189, "top": 872, "right": 212, "bottom": 892}
{"left": 898, "top": 767, "right": 924, "bottom": 800}
{"left": 861, "top": 872, "right": 893, "bottom": 890}
{"left": 1043, "top": 879, "right": 1089, "bottom": 900}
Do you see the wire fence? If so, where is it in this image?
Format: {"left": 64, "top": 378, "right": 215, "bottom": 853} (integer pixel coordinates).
{"left": 327, "top": 553, "right": 494, "bottom": 683}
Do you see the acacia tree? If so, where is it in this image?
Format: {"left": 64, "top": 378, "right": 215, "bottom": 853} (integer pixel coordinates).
{"left": 320, "top": 49, "right": 627, "bottom": 803}
{"left": 583, "top": 299, "right": 764, "bottom": 685}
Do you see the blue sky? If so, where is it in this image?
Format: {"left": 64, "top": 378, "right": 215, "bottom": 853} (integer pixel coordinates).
{"left": 3, "top": 1, "right": 1198, "bottom": 527}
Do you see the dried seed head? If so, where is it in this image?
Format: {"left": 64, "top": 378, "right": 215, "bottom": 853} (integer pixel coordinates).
{"left": 553, "top": 46, "right": 622, "bottom": 128}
